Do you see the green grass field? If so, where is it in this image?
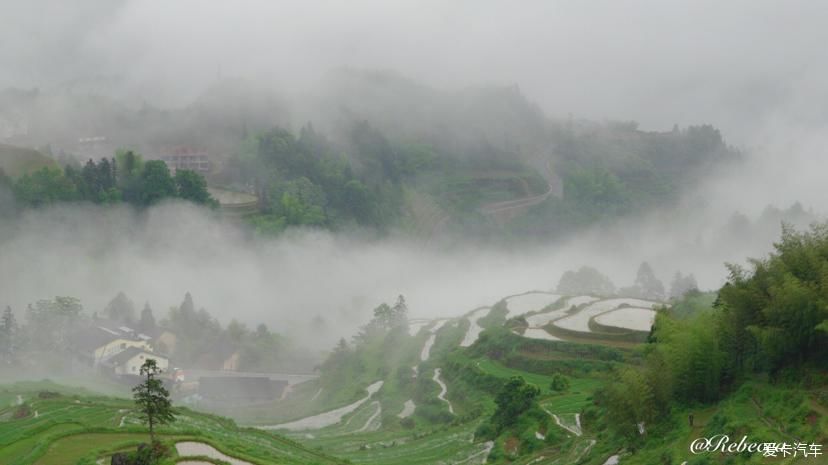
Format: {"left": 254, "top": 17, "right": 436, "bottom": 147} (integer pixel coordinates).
{"left": 0, "top": 382, "right": 345, "bottom": 465}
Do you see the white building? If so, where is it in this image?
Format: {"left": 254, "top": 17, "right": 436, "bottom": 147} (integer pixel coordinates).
{"left": 108, "top": 347, "right": 170, "bottom": 376}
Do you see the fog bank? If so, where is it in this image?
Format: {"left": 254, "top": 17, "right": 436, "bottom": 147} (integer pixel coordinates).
{"left": 0, "top": 197, "right": 814, "bottom": 349}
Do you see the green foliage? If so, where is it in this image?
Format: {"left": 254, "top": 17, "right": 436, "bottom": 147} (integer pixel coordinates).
{"left": 232, "top": 124, "right": 409, "bottom": 232}
{"left": 669, "top": 272, "right": 699, "bottom": 299}
{"left": 717, "top": 223, "right": 828, "bottom": 377}
{"left": 0, "top": 380, "right": 346, "bottom": 465}
{"left": 353, "top": 296, "right": 410, "bottom": 344}
{"left": 490, "top": 376, "right": 541, "bottom": 432}
{"left": 139, "top": 161, "right": 177, "bottom": 206}
{"left": 564, "top": 166, "right": 630, "bottom": 216}
{"left": 598, "top": 366, "right": 662, "bottom": 439}
{"left": 13, "top": 167, "right": 78, "bottom": 206}
{"left": 8, "top": 152, "right": 215, "bottom": 209}
{"left": 237, "top": 323, "right": 287, "bottom": 372}
{"left": 656, "top": 313, "right": 724, "bottom": 402}
{"left": 666, "top": 290, "right": 714, "bottom": 320}
{"left": 599, "top": 223, "right": 828, "bottom": 441}
{"left": 470, "top": 325, "right": 625, "bottom": 370}
{"left": 162, "top": 292, "right": 222, "bottom": 366}
{"left": 556, "top": 266, "right": 615, "bottom": 296}
{"left": 175, "top": 169, "right": 214, "bottom": 206}
{"left": 514, "top": 123, "right": 736, "bottom": 239}
{"left": 372, "top": 295, "right": 409, "bottom": 331}
{"left": 549, "top": 373, "right": 570, "bottom": 392}
{"left": 132, "top": 359, "right": 176, "bottom": 443}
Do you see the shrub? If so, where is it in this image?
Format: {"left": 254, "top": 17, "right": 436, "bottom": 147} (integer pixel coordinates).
{"left": 12, "top": 403, "right": 31, "bottom": 419}
{"left": 550, "top": 373, "right": 570, "bottom": 392}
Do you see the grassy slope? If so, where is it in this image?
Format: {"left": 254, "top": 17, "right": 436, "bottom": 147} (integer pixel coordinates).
{"left": 0, "top": 143, "right": 56, "bottom": 177}
{"left": 596, "top": 380, "right": 828, "bottom": 465}
{"left": 0, "top": 381, "right": 345, "bottom": 465}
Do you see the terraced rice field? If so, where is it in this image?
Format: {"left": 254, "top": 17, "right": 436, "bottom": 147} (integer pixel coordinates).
{"left": 460, "top": 308, "right": 491, "bottom": 347}
{"left": 523, "top": 295, "right": 598, "bottom": 327}
{"left": 505, "top": 293, "right": 562, "bottom": 317}
{"left": 553, "top": 298, "right": 660, "bottom": 333}
{"left": 524, "top": 309, "right": 570, "bottom": 328}
{"left": 176, "top": 441, "right": 253, "bottom": 465}
{"left": 355, "top": 401, "right": 382, "bottom": 433}
{"left": 0, "top": 383, "right": 343, "bottom": 465}
{"left": 559, "top": 295, "right": 600, "bottom": 309}
{"left": 519, "top": 328, "right": 561, "bottom": 341}
{"left": 408, "top": 319, "right": 431, "bottom": 336}
{"left": 300, "top": 422, "right": 490, "bottom": 465}
{"left": 593, "top": 307, "right": 656, "bottom": 331}
{"left": 261, "top": 381, "right": 384, "bottom": 431}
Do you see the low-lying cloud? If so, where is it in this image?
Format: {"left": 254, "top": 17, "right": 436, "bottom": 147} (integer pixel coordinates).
{"left": 0, "top": 194, "right": 815, "bottom": 350}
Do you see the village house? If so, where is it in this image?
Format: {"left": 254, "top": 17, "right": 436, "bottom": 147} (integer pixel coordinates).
{"left": 71, "top": 325, "right": 153, "bottom": 366}
{"left": 107, "top": 347, "right": 170, "bottom": 376}
{"left": 156, "top": 146, "right": 211, "bottom": 175}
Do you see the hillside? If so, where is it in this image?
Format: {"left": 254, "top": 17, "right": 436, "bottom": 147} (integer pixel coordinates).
{"left": 4, "top": 292, "right": 824, "bottom": 465}
{"left": 0, "top": 143, "right": 56, "bottom": 178}
{"left": 0, "top": 73, "right": 739, "bottom": 242}
{"left": 0, "top": 381, "right": 345, "bottom": 465}
{"left": 187, "top": 228, "right": 826, "bottom": 465}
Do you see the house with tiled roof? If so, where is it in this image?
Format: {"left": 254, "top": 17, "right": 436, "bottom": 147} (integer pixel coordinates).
{"left": 107, "top": 347, "right": 169, "bottom": 376}
{"left": 71, "top": 325, "right": 152, "bottom": 366}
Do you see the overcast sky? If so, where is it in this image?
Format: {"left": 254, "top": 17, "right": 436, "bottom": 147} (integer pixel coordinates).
{"left": 3, "top": 0, "right": 828, "bottom": 143}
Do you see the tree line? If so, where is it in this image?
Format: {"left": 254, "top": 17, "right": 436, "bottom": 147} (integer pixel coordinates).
{"left": 596, "top": 223, "right": 828, "bottom": 439}
{"left": 0, "top": 150, "right": 215, "bottom": 209}
{"left": 556, "top": 262, "right": 698, "bottom": 301}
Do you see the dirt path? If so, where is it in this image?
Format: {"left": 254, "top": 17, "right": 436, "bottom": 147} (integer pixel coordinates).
{"left": 433, "top": 368, "right": 455, "bottom": 414}
{"left": 479, "top": 160, "right": 558, "bottom": 217}
{"left": 546, "top": 410, "right": 582, "bottom": 436}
